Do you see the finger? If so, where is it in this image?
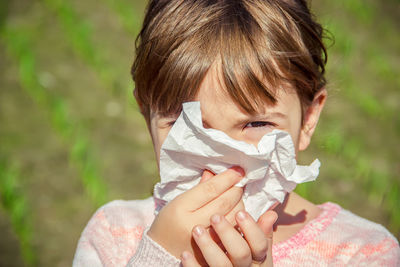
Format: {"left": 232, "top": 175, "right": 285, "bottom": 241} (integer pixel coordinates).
{"left": 192, "top": 225, "right": 232, "bottom": 267}
{"left": 268, "top": 201, "right": 280, "bottom": 211}
{"left": 199, "top": 169, "right": 215, "bottom": 183}
{"left": 225, "top": 199, "right": 245, "bottom": 226}
{"left": 224, "top": 199, "right": 277, "bottom": 229}
{"left": 181, "top": 251, "right": 201, "bottom": 267}
{"left": 257, "top": 211, "right": 277, "bottom": 266}
{"left": 236, "top": 211, "right": 274, "bottom": 263}
{"left": 196, "top": 185, "right": 243, "bottom": 221}
{"left": 208, "top": 227, "right": 224, "bottom": 251}
{"left": 210, "top": 214, "right": 252, "bottom": 266}
{"left": 257, "top": 210, "right": 278, "bottom": 238}
{"left": 182, "top": 167, "right": 244, "bottom": 209}
{"left": 264, "top": 236, "right": 273, "bottom": 267}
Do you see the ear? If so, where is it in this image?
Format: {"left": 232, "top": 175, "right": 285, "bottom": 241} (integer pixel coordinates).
{"left": 298, "top": 89, "right": 327, "bottom": 151}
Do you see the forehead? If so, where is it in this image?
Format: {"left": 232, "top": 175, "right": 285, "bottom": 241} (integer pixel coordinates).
{"left": 189, "top": 57, "right": 277, "bottom": 116}
{"left": 195, "top": 63, "right": 301, "bottom": 120}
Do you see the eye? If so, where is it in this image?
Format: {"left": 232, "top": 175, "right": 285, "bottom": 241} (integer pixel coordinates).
{"left": 167, "top": 120, "right": 177, "bottom": 127}
{"left": 157, "top": 116, "right": 178, "bottom": 129}
{"left": 159, "top": 112, "right": 180, "bottom": 128}
{"left": 244, "top": 121, "right": 275, "bottom": 128}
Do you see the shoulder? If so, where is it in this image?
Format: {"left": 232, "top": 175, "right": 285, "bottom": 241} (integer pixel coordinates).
{"left": 324, "top": 202, "right": 398, "bottom": 246}
{"left": 273, "top": 202, "right": 400, "bottom": 266}
{"left": 326, "top": 203, "right": 400, "bottom": 265}
{"left": 91, "top": 197, "right": 156, "bottom": 227}
{"left": 73, "top": 197, "right": 156, "bottom": 266}
{"left": 311, "top": 202, "right": 399, "bottom": 265}
{"left": 330, "top": 203, "right": 395, "bottom": 240}
{"left": 82, "top": 197, "right": 155, "bottom": 238}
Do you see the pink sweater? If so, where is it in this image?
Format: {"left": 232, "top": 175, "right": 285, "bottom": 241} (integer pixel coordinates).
{"left": 73, "top": 197, "right": 399, "bottom": 266}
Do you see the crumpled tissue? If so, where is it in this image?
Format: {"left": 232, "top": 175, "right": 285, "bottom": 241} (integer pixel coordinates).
{"left": 153, "top": 101, "right": 320, "bottom": 220}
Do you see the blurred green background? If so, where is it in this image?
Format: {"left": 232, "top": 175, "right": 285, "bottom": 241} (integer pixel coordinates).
{"left": 0, "top": 0, "right": 399, "bottom": 266}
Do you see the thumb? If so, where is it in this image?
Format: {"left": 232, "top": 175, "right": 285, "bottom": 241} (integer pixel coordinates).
{"left": 257, "top": 211, "right": 277, "bottom": 267}
{"left": 257, "top": 210, "right": 277, "bottom": 238}
{"left": 199, "top": 169, "right": 215, "bottom": 183}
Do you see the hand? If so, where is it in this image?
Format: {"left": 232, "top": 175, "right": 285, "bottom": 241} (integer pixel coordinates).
{"left": 200, "top": 170, "right": 245, "bottom": 226}
{"left": 180, "top": 171, "right": 277, "bottom": 266}
{"left": 181, "top": 209, "right": 277, "bottom": 267}
{"left": 147, "top": 167, "right": 245, "bottom": 258}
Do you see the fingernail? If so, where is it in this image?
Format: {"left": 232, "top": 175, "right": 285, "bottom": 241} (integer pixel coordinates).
{"left": 193, "top": 226, "right": 204, "bottom": 237}
{"left": 181, "top": 251, "right": 191, "bottom": 260}
{"left": 211, "top": 214, "right": 221, "bottom": 224}
{"left": 231, "top": 166, "right": 245, "bottom": 177}
{"left": 237, "top": 211, "right": 246, "bottom": 221}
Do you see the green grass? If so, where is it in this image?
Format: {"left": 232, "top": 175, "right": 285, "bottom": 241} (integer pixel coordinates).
{"left": 42, "top": 0, "right": 124, "bottom": 95}
{"left": 102, "top": 0, "right": 143, "bottom": 35}
{"left": 0, "top": 158, "right": 36, "bottom": 266}
{"left": 1, "top": 25, "right": 108, "bottom": 207}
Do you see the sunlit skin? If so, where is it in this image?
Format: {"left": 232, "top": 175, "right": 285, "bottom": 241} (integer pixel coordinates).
{"left": 147, "top": 63, "right": 327, "bottom": 265}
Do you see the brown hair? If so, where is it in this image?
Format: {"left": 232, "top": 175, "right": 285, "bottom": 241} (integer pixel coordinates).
{"left": 132, "top": 0, "right": 327, "bottom": 123}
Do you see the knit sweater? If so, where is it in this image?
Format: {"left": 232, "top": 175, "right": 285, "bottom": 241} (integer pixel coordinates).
{"left": 73, "top": 197, "right": 400, "bottom": 266}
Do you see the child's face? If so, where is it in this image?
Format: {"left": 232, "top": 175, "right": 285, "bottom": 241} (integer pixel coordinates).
{"left": 149, "top": 66, "right": 326, "bottom": 165}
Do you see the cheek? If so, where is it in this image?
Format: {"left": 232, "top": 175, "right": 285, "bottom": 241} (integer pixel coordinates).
{"left": 269, "top": 92, "right": 303, "bottom": 154}
{"left": 285, "top": 101, "right": 303, "bottom": 154}
{"left": 273, "top": 116, "right": 302, "bottom": 155}
{"left": 288, "top": 119, "right": 302, "bottom": 155}
{"left": 292, "top": 131, "right": 301, "bottom": 155}
{"left": 151, "top": 134, "right": 162, "bottom": 165}
{"left": 150, "top": 128, "right": 171, "bottom": 164}
{"left": 149, "top": 120, "right": 162, "bottom": 165}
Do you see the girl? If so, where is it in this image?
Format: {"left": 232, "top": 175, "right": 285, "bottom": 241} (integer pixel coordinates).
{"left": 73, "top": 0, "right": 400, "bottom": 266}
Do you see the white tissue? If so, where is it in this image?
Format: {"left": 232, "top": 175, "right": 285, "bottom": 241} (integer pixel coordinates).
{"left": 153, "top": 101, "right": 320, "bottom": 220}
